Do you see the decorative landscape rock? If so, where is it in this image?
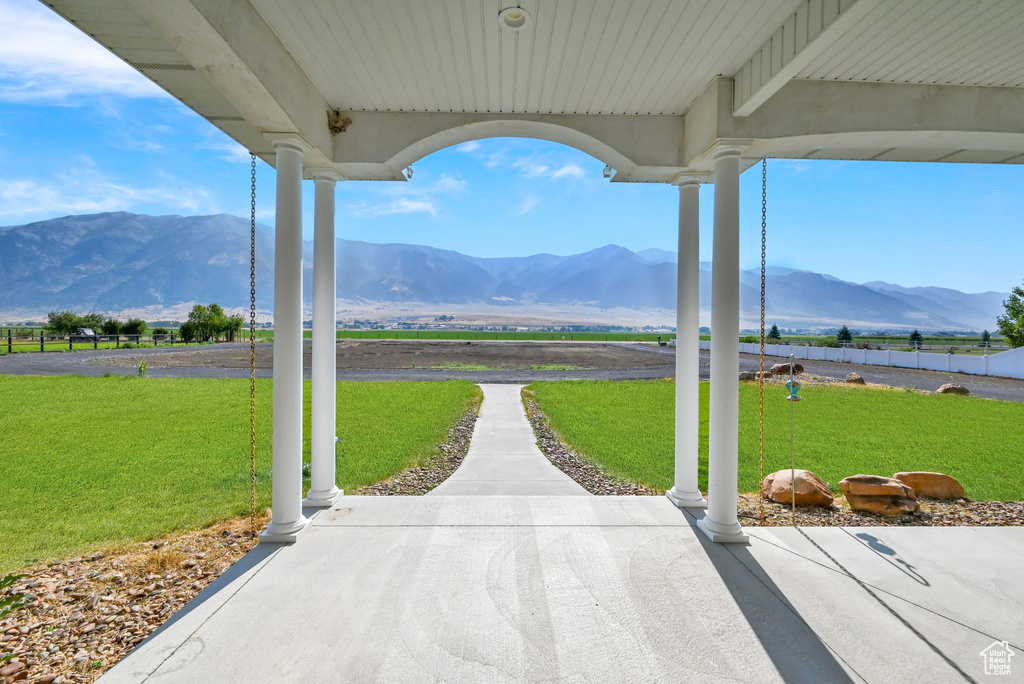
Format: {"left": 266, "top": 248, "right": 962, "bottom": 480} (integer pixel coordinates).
{"left": 846, "top": 373, "right": 865, "bottom": 384}
{"left": 738, "top": 371, "right": 756, "bottom": 381}
{"left": 761, "top": 469, "right": 834, "bottom": 507}
{"left": 936, "top": 383, "right": 970, "bottom": 395}
{"left": 894, "top": 471, "right": 965, "bottom": 500}
{"left": 839, "top": 474, "right": 918, "bottom": 516}
{"left": 755, "top": 370, "right": 772, "bottom": 380}
{"left": 769, "top": 362, "right": 803, "bottom": 376}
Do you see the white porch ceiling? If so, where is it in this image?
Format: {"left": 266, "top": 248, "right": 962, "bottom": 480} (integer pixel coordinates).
{"left": 797, "top": 0, "right": 1024, "bottom": 87}
{"left": 249, "top": 0, "right": 802, "bottom": 116}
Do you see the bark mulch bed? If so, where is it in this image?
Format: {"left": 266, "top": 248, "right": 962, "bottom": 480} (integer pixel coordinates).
{"left": 349, "top": 398, "right": 481, "bottom": 496}
{"left": 523, "top": 389, "right": 1024, "bottom": 527}
{"left": 522, "top": 389, "right": 656, "bottom": 495}
{"left": 0, "top": 514, "right": 269, "bottom": 684}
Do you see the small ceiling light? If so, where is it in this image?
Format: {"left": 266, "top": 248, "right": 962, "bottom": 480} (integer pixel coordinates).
{"left": 602, "top": 165, "right": 613, "bottom": 179}
{"left": 404, "top": 166, "right": 413, "bottom": 179}
{"left": 498, "top": 6, "right": 531, "bottom": 31}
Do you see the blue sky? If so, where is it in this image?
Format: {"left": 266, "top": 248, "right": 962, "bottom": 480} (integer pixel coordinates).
{"left": 1, "top": 0, "right": 1022, "bottom": 293}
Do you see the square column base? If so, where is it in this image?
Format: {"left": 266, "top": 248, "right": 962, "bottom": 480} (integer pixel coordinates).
{"left": 302, "top": 488, "right": 344, "bottom": 508}
{"left": 666, "top": 487, "right": 707, "bottom": 509}
{"left": 259, "top": 515, "right": 312, "bottom": 544}
{"left": 696, "top": 516, "right": 750, "bottom": 544}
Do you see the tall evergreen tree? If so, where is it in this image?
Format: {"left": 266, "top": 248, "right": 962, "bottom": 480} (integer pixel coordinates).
{"left": 766, "top": 324, "right": 782, "bottom": 341}
{"left": 836, "top": 325, "right": 853, "bottom": 343}
{"left": 909, "top": 330, "right": 924, "bottom": 349}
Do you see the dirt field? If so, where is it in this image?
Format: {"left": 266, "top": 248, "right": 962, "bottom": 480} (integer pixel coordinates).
{"left": 102, "top": 339, "right": 675, "bottom": 371}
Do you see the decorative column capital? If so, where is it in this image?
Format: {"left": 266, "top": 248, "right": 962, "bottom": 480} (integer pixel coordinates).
{"left": 308, "top": 168, "right": 344, "bottom": 183}
{"left": 264, "top": 132, "right": 312, "bottom": 155}
{"left": 708, "top": 138, "right": 753, "bottom": 161}
{"left": 671, "top": 172, "right": 709, "bottom": 188}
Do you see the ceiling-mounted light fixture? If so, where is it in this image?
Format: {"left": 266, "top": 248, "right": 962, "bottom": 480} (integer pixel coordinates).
{"left": 498, "top": 6, "right": 531, "bottom": 31}
{"left": 602, "top": 165, "right": 613, "bottom": 179}
{"left": 404, "top": 166, "right": 414, "bottom": 179}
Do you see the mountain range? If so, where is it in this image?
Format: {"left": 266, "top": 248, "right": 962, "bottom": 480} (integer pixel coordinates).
{"left": 0, "top": 212, "right": 1008, "bottom": 331}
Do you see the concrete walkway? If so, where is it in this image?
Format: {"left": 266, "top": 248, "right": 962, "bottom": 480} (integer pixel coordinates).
{"left": 100, "top": 497, "right": 1024, "bottom": 683}
{"left": 429, "top": 384, "right": 588, "bottom": 496}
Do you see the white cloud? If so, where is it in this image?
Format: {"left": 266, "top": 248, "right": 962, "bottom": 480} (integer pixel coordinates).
{"left": 455, "top": 141, "right": 481, "bottom": 153}
{"left": 512, "top": 157, "right": 587, "bottom": 180}
{"left": 200, "top": 140, "right": 253, "bottom": 164}
{"left": 0, "top": 165, "right": 217, "bottom": 219}
{"left": 550, "top": 163, "right": 585, "bottom": 179}
{"left": 347, "top": 172, "right": 464, "bottom": 219}
{"left": 0, "top": 0, "right": 167, "bottom": 103}
{"left": 517, "top": 195, "right": 540, "bottom": 215}
{"left": 348, "top": 198, "right": 437, "bottom": 217}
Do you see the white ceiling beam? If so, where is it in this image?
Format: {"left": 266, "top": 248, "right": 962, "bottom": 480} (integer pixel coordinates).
{"left": 732, "top": 0, "right": 881, "bottom": 117}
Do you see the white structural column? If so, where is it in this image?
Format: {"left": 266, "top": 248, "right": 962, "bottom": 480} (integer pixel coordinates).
{"left": 304, "top": 170, "right": 344, "bottom": 507}
{"left": 698, "top": 145, "right": 749, "bottom": 544}
{"left": 261, "top": 135, "right": 312, "bottom": 543}
{"left": 666, "top": 178, "right": 706, "bottom": 509}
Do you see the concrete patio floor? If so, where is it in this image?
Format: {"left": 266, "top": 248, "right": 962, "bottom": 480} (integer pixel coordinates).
{"left": 100, "top": 496, "right": 1023, "bottom": 683}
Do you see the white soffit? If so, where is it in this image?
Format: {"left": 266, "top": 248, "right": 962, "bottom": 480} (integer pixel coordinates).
{"left": 798, "top": 0, "right": 1024, "bottom": 87}
{"left": 248, "top": 0, "right": 802, "bottom": 115}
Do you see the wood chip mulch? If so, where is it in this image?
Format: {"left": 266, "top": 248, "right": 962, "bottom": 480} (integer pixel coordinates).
{"left": 349, "top": 398, "right": 481, "bottom": 496}
{"left": 0, "top": 514, "right": 269, "bottom": 684}
{"left": 522, "top": 389, "right": 656, "bottom": 495}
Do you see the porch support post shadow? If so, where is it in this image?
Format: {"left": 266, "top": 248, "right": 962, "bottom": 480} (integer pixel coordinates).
{"left": 304, "top": 169, "right": 344, "bottom": 508}
{"left": 667, "top": 176, "right": 707, "bottom": 509}
{"left": 261, "top": 134, "right": 313, "bottom": 543}
{"left": 698, "top": 143, "right": 750, "bottom": 544}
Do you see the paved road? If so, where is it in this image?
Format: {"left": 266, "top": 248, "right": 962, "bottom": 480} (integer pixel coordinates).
{"left": 3, "top": 343, "right": 1024, "bottom": 402}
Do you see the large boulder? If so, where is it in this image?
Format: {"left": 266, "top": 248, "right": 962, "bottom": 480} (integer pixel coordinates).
{"left": 894, "top": 471, "right": 965, "bottom": 500}
{"left": 761, "top": 469, "right": 834, "bottom": 507}
{"left": 936, "top": 383, "right": 969, "bottom": 395}
{"left": 738, "top": 371, "right": 756, "bottom": 381}
{"left": 839, "top": 474, "right": 918, "bottom": 516}
{"left": 846, "top": 372, "right": 866, "bottom": 385}
{"left": 770, "top": 362, "right": 803, "bottom": 376}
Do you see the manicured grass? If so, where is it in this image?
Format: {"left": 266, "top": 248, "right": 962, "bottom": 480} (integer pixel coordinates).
{"left": 0, "top": 376, "right": 478, "bottom": 573}
{"left": 528, "top": 380, "right": 1024, "bottom": 501}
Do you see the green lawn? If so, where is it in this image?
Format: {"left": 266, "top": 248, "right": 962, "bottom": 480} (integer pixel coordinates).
{"left": 0, "top": 376, "right": 478, "bottom": 573}
{"left": 528, "top": 380, "right": 1024, "bottom": 502}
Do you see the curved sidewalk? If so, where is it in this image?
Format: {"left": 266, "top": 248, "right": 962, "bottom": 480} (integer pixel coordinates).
{"left": 429, "top": 384, "right": 589, "bottom": 496}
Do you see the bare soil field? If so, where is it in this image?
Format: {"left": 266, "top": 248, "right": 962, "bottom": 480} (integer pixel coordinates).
{"left": 102, "top": 339, "right": 674, "bottom": 372}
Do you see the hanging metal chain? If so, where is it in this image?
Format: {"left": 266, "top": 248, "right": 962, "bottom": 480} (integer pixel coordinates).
{"left": 248, "top": 152, "right": 258, "bottom": 543}
{"left": 758, "top": 158, "right": 767, "bottom": 525}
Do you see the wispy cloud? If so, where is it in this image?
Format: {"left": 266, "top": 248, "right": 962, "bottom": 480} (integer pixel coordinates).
{"left": 512, "top": 157, "right": 587, "bottom": 180}
{"left": 347, "top": 173, "right": 465, "bottom": 219}
{"left": 0, "top": 0, "right": 167, "bottom": 103}
{"left": 455, "top": 141, "right": 481, "bottom": 153}
{"left": 0, "top": 162, "right": 217, "bottom": 219}
{"left": 199, "top": 139, "right": 253, "bottom": 164}
{"left": 517, "top": 195, "right": 540, "bottom": 215}
{"left": 348, "top": 198, "right": 437, "bottom": 217}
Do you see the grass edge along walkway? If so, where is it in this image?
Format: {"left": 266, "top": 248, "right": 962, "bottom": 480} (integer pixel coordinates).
{"left": 527, "top": 379, "right": 1024, "bottom": 502}
{"left": 0, "top": 375, "right": 478, "bottom": 574}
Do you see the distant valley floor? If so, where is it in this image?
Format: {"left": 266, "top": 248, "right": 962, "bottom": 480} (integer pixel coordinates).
{"left": 2, "top": 341, "right": 1024, "bottom": 402}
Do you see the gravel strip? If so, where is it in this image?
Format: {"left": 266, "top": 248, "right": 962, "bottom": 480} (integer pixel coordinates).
{"left": 0, "top": 515, "right": 268, "bottom": 684}
{"left": 522, "top": 389, "right": 656, "bottom": 496}
{"left": 350, "top": 397, "right": 481, "bottom": 496}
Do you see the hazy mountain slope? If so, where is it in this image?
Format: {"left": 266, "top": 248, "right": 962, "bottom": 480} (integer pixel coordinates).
{"left": 0, "top": 212, "right": 1008, "bottom": 331}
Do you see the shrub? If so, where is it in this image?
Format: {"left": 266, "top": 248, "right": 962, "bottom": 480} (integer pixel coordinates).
{"left": 152, "top": 327, "right": 169, "bottom": 336}
{"left": 122, "top": 318, "right": 148, "bottom": 336}
{"left": 816, "top": 339, "right": 841, "bottom": 348}
{"left": 100, "top": 318, "right": 122, "bottom": 335}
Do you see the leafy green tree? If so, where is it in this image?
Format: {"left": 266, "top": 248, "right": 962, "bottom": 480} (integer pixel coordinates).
{"left": 836, "top": 325, "right": 853, "bottom": 343}
{"left": 224, "top": 314, "right": 245, "bottom": 342}
{"left": 909, "top": 330, "right": 924, "bottom": 349}
{"left": 766, "top": 324, "right": 782, "bottom": 341}
{"left": 100, "top": 318, "right": 122, "bottom": 335}
{"left": 45, "top": 310, "right": 79, "bottom": 335}
{"left": 78, "top": 312, "right": 105, "bottom": 330}
{"left": 122, "top": 318, "right": 148, "bottom": 336}
{"left": 996, "top": 283, "right": 1024, "bottom": 348}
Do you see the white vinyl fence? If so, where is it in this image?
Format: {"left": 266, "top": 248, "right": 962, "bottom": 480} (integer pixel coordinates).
{"left": 697, "top": 341, "right": 1024, "bottom": 380}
